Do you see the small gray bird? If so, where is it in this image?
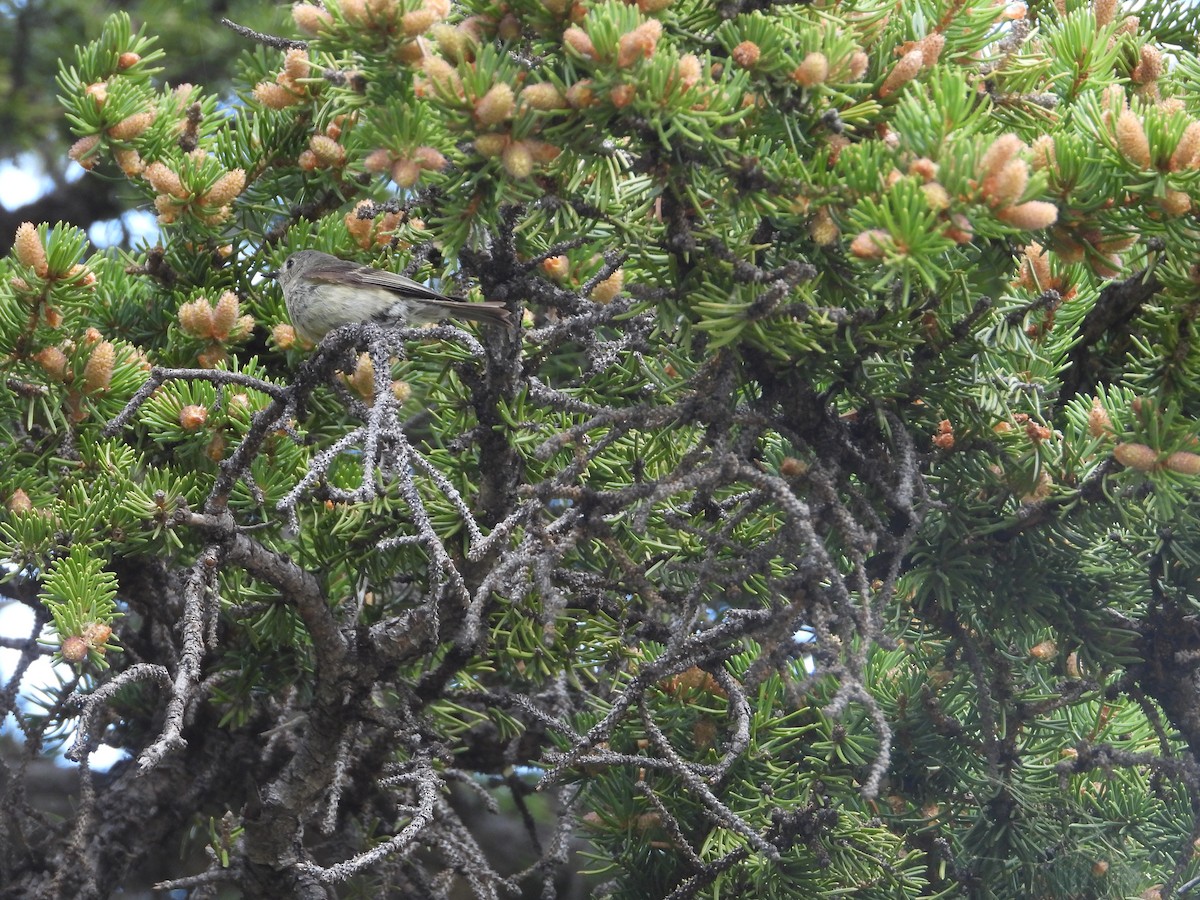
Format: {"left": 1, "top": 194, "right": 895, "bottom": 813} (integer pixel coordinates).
{"left": 276, "top": 249, "right": 511, "bottom": 344}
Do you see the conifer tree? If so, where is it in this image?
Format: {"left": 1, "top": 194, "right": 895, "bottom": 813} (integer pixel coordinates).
{"left": 4, "top": 0, "right": 1200, "bottom": 897}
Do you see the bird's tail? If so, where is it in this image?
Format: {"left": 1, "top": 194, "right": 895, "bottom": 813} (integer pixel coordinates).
{"left": 418, "top": 299, "right": 513, "bottom": 327}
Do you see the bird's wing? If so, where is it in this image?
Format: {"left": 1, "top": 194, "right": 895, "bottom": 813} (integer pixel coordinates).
{"left": 340, "top": 264, "right": 457, "bottom": 302}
